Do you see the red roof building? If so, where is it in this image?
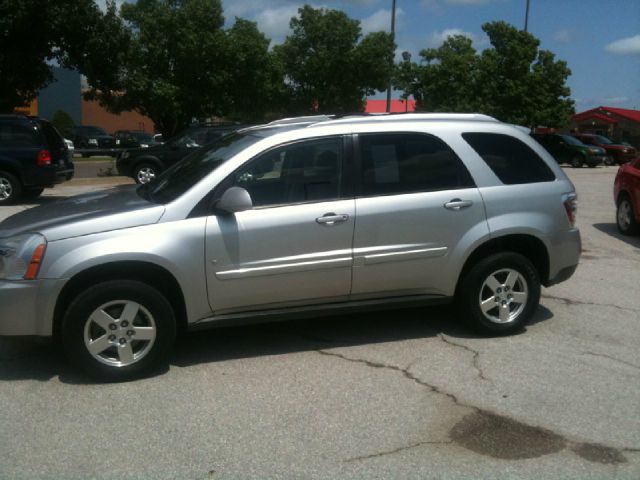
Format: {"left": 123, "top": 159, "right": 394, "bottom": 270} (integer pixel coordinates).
{"left": 571, "top": 106, "right": 640, "bottom": 147}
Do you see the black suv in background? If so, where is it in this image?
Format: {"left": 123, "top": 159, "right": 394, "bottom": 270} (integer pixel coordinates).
{"left": 0, "top": 115, "right": 74, "bottom": 204}
{"left": 65, "top": 125, "right": 117, "bottom": 157}
{"left": 117, "top": 123, "right": 246, "bottom": 183}
{"left": 114, "top": 130, "right": 159, "bottom": 149}
{"left": 531, "top": 133, "right": 606, "bottom": 168}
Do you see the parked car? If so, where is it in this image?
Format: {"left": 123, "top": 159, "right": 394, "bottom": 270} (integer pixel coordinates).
{"left": 614, "top": 157, "right": 640, "bottom": 235}
{"left": 0, "top": 113, "right": 581, "bottom": 381}
{"left": 152, "top": 133, "right": 163, "bottom": 144}
{"left": 571, "top": 133, "right": 637, "bottom": 165}
{"left": 64, "top": 138, "right": 75, "bottom": 154}
{"left": 65, "top": 125, "right": 117, "bottom": 157}
{"left": 114, "top": 130, "right": 158, "bottom": 149}
{"left": 0, "top": 115, "right": 74, "bottom": 204}
{"left": 117, "top": 123, "right": 245, "bottom": 184}
{"left": 531, "top": 133, "right": 605, "bottom": 168}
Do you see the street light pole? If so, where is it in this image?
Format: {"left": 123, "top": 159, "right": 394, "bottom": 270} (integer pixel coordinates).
{"left": 386, "top": 0, "right": 396, "bottom": 113}
{"left": 524, "top": 0, "right": 530, "bottom": 32}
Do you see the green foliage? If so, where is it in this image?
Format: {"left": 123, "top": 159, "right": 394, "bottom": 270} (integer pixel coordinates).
{"left": 0, "top": 0, "right": 121, "bottom": 113}
{"left": 50, "top": 110, "right": 75, "bottom": 136}
{"left": 274, "top": 5, "right": 395, "bottom": 114}
{"left": 397, "top": 21, "right": 574, "bottom": 127}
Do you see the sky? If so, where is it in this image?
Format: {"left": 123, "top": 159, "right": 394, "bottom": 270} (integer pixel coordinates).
{"left": 103, "top": 0, "right": 640, "bottom": 113}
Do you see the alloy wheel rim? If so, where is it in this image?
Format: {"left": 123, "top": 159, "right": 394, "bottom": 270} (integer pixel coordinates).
{"left": 83, "top": 300, "right": 157, "bottom": 367}
{"left": 137, "top": 167, "right": 155, "bottom": 184}
{"left": 0, "top": 178, "right": 12, "bottom": 200}
{"left": 479, "top": 268, "right": 528, "bottom": 324}
{"left": 618, "top": 200, "right": 631, "bottom": 230}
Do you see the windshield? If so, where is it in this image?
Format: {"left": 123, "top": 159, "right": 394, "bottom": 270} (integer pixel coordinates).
{"left": 77, "top": 126, "right": 108, "bottom": 136}
{"left": 592, "top": 135, "right": 613, "bottom": 145}
{"left": 138, "top": 132, "right": 263, "bottom": 204}
{"left": 560, "top": 135, "right": 584, "bottom": 146}
{"left": 130, "top": 132, "right": 153, "bottom": 142}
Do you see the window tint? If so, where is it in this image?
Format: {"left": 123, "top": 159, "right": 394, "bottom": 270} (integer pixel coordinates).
{"left": 0, "top": 122, "right": 41, "bottom": 148}
{"left": 358, "top": 133, "right": 474, "bottom": 196}
{"left": 232, "top": 137, "right": 342, "bottom": 208}
{"left": 38, "top": 122, "right": 65, "bottom": 150}
{"left": 462, "top": 132, "right": 556, "bottom": 185}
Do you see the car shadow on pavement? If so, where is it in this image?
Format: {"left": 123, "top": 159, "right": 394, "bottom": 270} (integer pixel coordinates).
{"left": 593, "top": 223, "right": 640, "bottom": 248}
{"left": 0, "top": 305, "right": 554, "bottom": 384}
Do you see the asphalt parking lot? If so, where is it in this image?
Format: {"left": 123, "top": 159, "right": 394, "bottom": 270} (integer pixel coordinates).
{"left": 0, "top": 166, "right": 638, "bottom": 479}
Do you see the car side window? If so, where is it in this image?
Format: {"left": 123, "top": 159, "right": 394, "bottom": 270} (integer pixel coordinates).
{"left": 230, "top": 137, "right": 343, "bottom": 208}
{"left": 358, "top": 132, "right": 475, "bottom": 196}
{"left": 462, "top": 132, "right": 556, "bottom": 185}
{"left": 0, "top": 122, "right": 41, "bottom": 148}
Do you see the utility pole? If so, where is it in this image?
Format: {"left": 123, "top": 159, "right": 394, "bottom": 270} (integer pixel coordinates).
{"left": 386, "top": 0, "right": 396, "bottom": 113}
{"left": 524, "top": 0, "right": 530, "bottom": 32}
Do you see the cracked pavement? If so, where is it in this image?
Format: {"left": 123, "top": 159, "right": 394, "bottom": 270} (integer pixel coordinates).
{"left": 1, "top": 167, "right": 639, "bottom": 479}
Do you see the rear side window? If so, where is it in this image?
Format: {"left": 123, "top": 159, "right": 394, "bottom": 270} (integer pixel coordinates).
{"left": 0, "top": 122, "right": 41, "bottom": 148}
{"left": 462, "top": 132, "right": 556, "bottom": 184}
{"left": 38, "top": 122, "right": 65, "bottom": 150}
{"left": 358, "top": 133, "right": 475, "bottom": 196}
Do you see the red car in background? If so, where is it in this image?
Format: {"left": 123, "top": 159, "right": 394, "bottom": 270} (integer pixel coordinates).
{"left": 573, "top": 133, "right": 637, "bottom": 165}
{"left": 614, "top": 157, "right": 640, "bottom": 235}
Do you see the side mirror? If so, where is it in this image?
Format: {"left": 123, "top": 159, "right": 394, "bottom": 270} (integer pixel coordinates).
{"left": 214, "top": 187, "right": 253, "bottom": 214}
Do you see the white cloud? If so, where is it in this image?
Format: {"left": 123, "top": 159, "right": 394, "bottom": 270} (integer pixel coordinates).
{"left": 361, "top": 8, "right": 405, "bottom": 34}
{"left": 605, "top": 34, "right": 640, "bottom": 55}
{"left": 426, "top": 28, "right": 485, "bottom": 48}
{"left": 553, "top": 29, "right": 574, "bottom": 44}
{"left": 254, "top": 5, "right": 300, "bottom": 44}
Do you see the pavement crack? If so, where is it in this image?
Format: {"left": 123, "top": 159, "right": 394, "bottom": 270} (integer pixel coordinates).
{"left": 542, "top": 294, "right": 640, "bottom": 315}
{"left": 344, "top": 440, "right": 452, "bottom": 463}
{"left": 438, "top": 334, "right": 492, "bottom": 383}
{"left": 582, "top": 351, "right": 640, "bottom": 370}
{"left": 317, "top": 349, "right": 464, "bottom": 406}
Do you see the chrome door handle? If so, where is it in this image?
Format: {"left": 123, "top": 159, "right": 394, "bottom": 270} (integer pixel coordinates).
{"left": 316, "top": 213, "right": 349, "bottom": 225}
{"left": 444, "top": 199, "right": 473, "bottom": 210}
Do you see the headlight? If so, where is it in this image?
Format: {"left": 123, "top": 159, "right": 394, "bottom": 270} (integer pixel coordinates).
{"left": 0, "top": 234, "right": 47, "bottom": 280}
{"left": 88, "top": 138, "right": 98, "bottom": 145}
{"left": 140, "top": 144, "right": 149, "bottom": 148}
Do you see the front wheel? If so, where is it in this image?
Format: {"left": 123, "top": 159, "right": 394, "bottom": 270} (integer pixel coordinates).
{"left": 617, "top": 196, "right": 639, "bottom": 235}
{"left": 62, "top": 280, "right": 176, "bottom": 381}
{"left": 134, "top": 163, "right": 160, "bottom": 184}
{"left": 457, "top": 252, "right": 541, "bottom": 335}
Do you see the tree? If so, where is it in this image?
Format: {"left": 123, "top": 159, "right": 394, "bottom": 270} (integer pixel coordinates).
{"left": 398, "top": 21, "right": 574, "bottom": 127}
{"left": 50, "top": 109, "right": 75, "bottom": 136}
{"left": 274, "top": 5, "right": 395, "bottom": 114}
{"left": 0, "top": 0, "right": 125, "bottom": 112}
{"left": 85, "top": 0, "right": 229, "bottom": 138}
{"left": 223, "top": 19, "right": 286, "bottom": 122}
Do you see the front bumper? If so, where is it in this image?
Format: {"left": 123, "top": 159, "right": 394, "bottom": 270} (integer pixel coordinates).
{"left": 0, "top": 279, "right": 64, "bottom": 336}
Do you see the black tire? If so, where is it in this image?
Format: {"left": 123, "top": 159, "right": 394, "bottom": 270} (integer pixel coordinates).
{"left": 457, "top": 252, "right": 541, "bottom": 335}
{"left": 616, "top": 195, "right": 639, "bottom": 235}
{"left": 0, "top": 170, "right": 22, "bottom": 205}
{"left": 62, "top": 280, "right": 176, "bottom": 382}
{"left": 604, "top": 156, "right": 616, "bottom": 166}
{"left": 133, "top": 163, "right": 160, "bottom": 184}
{"left": 570, "top": 154, "right": 584, "bottom": 168}
{"left": 22, "top": 187, "right": 45, "bottom": 200}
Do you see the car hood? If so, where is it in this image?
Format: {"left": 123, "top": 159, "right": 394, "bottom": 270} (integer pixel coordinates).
{"left": 0, "top": 185, "right": 165, "bottom": 241}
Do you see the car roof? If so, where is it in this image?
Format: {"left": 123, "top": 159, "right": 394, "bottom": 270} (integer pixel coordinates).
{"left": 240, "top": 113, "right": 500, "bottom": 138}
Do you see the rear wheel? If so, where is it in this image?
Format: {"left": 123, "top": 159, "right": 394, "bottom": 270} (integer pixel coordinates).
{"left": 62, "top": 280, "right": 176, "bottom": 382}
{"left": 570, "top": 154, "right": 584, "bottom": 168}
{"left": 457, "top": 252, "right": 540, "bottom": 335}
{"left": 617, "top": 195, "right": 639, "bottom": 235}
{"left": 0, "top": 171, "right": 21, "bottom": 205}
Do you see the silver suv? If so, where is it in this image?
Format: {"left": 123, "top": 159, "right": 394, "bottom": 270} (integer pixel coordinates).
{"left": 0, "top": 114, "right": 581, "bottom": 381}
